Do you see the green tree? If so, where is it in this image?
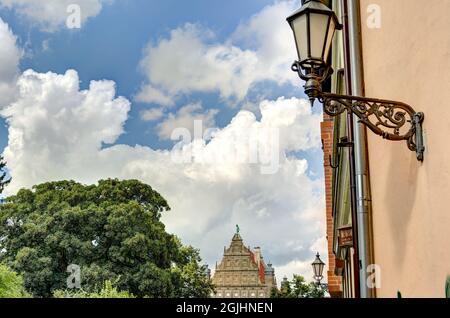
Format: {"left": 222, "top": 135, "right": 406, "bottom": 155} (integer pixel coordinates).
{"left": 271, "top": 275, "right": 327, "bottom": 298}
{"left": 307, "top": 282, "right": 326, "bottom": 298}
{"left": 0, "top": 264, "right": 30, "bottom": 298}
{"left": 278, "top": 276, "right": 294, "bottom": 298}
{"left": 291, "top": 275, "right": 313, "bottom": 298}
{"left": 0, "top": 179, "right": 213, "bottom": 298}
{"left": 170, "top": 244, "right": 215, "bottom": 298}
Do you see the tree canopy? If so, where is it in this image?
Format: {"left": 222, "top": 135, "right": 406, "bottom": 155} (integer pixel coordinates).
{"left": 0, "top": 179, "right": 213, "bottom": 298}
{"left": 271, "top": 275, "right": 326, "bottom": 298}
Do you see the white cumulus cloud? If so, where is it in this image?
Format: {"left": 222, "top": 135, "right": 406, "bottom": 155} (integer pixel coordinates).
{"left": 156, "top": 102, "right": 219, "bottom": 141}
{"left": 1, "top": 69, "right": 130, "bottom": 187}
{"left": 0, "top": 0, "right": 111, "bottom": 31}
{"left": 137, "top": 1, "right": 300, "bottom": 106}
{"left": 0, "top": 18, "right": 22, "bottom": 107}
{"left": 140, "top": 107, "right": 165, "bottom": 122}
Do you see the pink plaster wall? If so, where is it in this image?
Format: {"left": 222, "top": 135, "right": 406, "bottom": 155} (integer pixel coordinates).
{"left": 360, "top": 0, "right": 450, "bottom": 298}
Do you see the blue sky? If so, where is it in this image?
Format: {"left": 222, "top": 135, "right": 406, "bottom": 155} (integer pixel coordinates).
{"left": 1, "top": 0, "right": 278, "bottom": 148}
{"left": 0, "top": 0, "right": 326, "bottom": 282}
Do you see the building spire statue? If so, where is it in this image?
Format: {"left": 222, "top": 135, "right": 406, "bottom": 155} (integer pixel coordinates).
{"left": 236, "top": 224, "right": 240, "bottom": 234}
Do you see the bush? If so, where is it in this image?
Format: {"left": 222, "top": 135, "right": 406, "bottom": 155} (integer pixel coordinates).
{"left": 0, "top": 264, "right": 30, "bottom": 298}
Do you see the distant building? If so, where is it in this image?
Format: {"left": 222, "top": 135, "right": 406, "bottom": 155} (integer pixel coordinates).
{"left": 211, "top": 228, "right": 277, "bottom": 298}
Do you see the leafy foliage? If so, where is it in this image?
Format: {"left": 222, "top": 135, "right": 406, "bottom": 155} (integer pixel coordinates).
{"left": 53, "top": 280, "right": 135, "bottom": 298}
{"left": 0, "top": 179, "right": 213, "bottom": 298}
{"left": 170, "top": 244, "right": 215, "bottom": 298}
{"left": 0, "top": 264, "right": 30, "bottom": 298}
{"left": 271, "top": 275, "right": 327, "bottom": 298}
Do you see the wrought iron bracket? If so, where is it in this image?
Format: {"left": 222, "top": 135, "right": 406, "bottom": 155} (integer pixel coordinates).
{"left": 318, "top": 93, "right": 425, "bottom": 161}
{"left": 291, "top": 60, "right": 425, "bottom": 161}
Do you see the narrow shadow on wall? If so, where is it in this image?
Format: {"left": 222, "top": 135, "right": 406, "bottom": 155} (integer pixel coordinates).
{"left": 382, "top": 145, "right": 420, "bottom": 267}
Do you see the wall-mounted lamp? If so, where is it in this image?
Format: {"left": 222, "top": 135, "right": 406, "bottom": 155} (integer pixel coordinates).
{"left": 287, "top": 0, "right": 425, "bottom": 161}
{"left": 312, "top": 252, "right": 325, "bottom": 285}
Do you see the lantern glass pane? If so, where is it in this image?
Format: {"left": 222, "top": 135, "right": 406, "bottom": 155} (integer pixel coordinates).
{"left": 313, "top": 263, "right": 319, "bottom": 277}
{"left": 292, "top": 13, "right": 308, "bottom": 61}
{"left": 319, "top": 263, "right": 325, "bottom": 276}
{"left": 309, "top": 12, "right": 330, "bottom": 60}
{"left": 323, "top": 17, "right": 336, "bottom": 61}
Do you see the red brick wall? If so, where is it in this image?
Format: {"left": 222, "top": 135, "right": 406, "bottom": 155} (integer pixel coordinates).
{"left": 320, "top": 114, "right": 342, "bottom": 298}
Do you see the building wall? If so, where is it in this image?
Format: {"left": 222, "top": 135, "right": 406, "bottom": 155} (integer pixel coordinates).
{"left": 359, "top": 0, "right": 450, "bottom": 297}
{"left": 212, "top": 234, "right": 275, "bottom": 298}
{"left": 214, "top": 285, "right": 268, "bottom": 298}
{"left": 321, "top": 116, "right": 343, "bottom": 297}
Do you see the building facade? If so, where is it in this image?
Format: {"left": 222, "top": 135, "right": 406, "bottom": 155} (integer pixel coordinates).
{"left": 360, "top": 0, "right": 450, "bottom": 298}
{"left": 212, "top": 230, "right": 276, "bottom": 298}
{"left": 320, "top": 0, "right": 450, "bottom": 298}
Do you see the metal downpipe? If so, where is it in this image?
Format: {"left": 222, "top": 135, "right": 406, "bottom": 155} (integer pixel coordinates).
{"left": 346, "top": 0, "right": 375, "bottom": 298}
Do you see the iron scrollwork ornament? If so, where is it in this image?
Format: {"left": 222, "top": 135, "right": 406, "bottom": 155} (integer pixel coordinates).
{"left": 292, "top": 61, "right": 425, "bottom": 161}
{"left": 319, "top": 93, "right": 425, "bottom": 161}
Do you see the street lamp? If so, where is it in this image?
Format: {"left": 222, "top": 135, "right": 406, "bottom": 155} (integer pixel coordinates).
{"left": 312, "top": 252, "right": 325, "bottom": 284}
{"left": 287, "top": 0, "right": 340, "bottom": 106}
{"left": 287, "top": 0, "right": 425, "bottom": 161}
